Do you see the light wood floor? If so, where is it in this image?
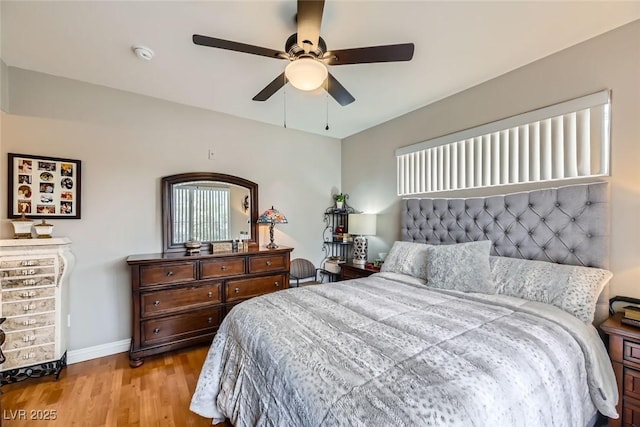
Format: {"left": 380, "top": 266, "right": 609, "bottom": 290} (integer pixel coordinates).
{"left": 0, "top": 345, "right": 232, "bottom": 426}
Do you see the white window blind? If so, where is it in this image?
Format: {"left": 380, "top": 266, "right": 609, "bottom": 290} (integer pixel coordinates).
{"left": 173, "top": 185, "right": 230, "bottom": 242}
{"left": 395, "top": 90, "right": 611, "bottom": 196}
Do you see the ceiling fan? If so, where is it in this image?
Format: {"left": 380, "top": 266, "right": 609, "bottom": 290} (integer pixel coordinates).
{"left": 192, "top": 0, "right": 414, "bottom": 106}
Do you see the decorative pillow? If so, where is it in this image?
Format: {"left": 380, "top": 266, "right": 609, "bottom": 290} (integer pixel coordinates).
{"left": 380, "top": 241, "right": 430, "bottom": 280}
{"left": 491, "top": 256, "right": 613, "bottom": 324}
{"left": 424, "top": 240, "right": 495, "bottom": 294}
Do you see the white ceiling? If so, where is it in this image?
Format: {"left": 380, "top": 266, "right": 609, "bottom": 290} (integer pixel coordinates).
{"left": 2, "top": 1, "right": 639, "bottom": 139}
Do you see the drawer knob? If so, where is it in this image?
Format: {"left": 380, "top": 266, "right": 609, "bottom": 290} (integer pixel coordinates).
{"left": 153, "top": 328, "right": 160, "bottom": 334}
{"left": 234, "top": 287, "right": 240, "bottom": 293}
{"left": 153, "top": 300, "right": 160, "bottom": 306}
{"left": 166, "top": 271, "right": 174, "bottom": 277}
{"left": 266, "top": 260, "right": 272, "bottom": 266}
{"left": 221, "top": 265, "right": 227, "bottom": 271}
{"left": 274, "top": 281, "right": 280, "bottom": 287}
{"left": 207, "top": 292, "right": 213, "bottom": 298}
{"left": 208, "top": 317, "right": 213, "bottom": 324}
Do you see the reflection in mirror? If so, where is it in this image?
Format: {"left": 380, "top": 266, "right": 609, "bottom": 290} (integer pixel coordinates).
{"left": 162, "top": 172, "right": 258, "bottom": 254}
{"left": 172, "top": 181, "right": 250, "bottom": 244}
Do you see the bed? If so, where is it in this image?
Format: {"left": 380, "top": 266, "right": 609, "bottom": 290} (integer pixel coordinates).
{"left": 190, "top": 182, "right": 618, "bottom": 426}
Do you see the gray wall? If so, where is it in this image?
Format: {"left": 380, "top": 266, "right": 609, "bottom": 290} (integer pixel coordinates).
{"left": 2, "top": 68, "right": 341, "bottom": 352}
{"left": 342, "top": 20, "right": 640, "bottom": 298}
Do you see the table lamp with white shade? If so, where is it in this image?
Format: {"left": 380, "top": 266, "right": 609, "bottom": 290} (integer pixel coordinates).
{"left": 348, "top": 213, "right": 377, "bottom": 265}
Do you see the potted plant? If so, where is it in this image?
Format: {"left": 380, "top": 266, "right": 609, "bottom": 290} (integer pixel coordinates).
{"left": 334, "top": 193, "right": 346, "bottom": 210}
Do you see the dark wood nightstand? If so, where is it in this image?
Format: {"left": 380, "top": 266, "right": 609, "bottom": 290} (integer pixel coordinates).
{"left": 601, "top": 313, "right": 640, "bottom": 426}
{"left": 340, "top": 262, "right": 380, "bottom": 280}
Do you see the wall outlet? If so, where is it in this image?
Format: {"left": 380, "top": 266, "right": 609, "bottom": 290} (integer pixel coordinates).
{"left": 208, "top": 149, "right": 214, "bottom": 160}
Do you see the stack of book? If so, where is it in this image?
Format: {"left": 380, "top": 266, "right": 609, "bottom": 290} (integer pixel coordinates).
{"left": 622, "top": 305, "right": 640, "bottom": 327}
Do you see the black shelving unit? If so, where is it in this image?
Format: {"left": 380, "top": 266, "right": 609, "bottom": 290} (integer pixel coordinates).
{"left": 322, "top": 196, "right": 357, "bottom": 271}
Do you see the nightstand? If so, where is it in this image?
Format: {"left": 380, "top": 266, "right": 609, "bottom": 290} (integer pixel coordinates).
{"left": 340, "top": 262, "right": 380, "bottom": 280}
{"left": 601, "top": 313, "right": 640, "bottom": 426}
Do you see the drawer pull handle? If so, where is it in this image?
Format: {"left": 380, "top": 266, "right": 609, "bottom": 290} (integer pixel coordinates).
{"left": 22, "top": 335, "right": 36, "bottom": 342}
{"left": 23, "top": 304, "right": 36, "bottom": 312}
{"left": 274, "top": 281, "right": 280, "bottom": 287}
{"left": 166, "top": 271, "right": 174, "bottom": 277}
{"left": 207, "top": 292, "right": 213, "bottom": 298}
{"left": 153, "top": 300, "right": 160, "bottom": 306}
{"left": 221, "top": 265, "right": 227, "bottom": 271}
{"left": 24, "top": 279, "right": 36, "bottom": 286}
{"left": 153, "top": 328, "right": 160, "bottom": 334}
{"left": 23, "top": 319, "right": 37, "bottom": 326}
{"left": 21, "top": 269, "right": 36, "bottom": 276}
{"left": 266, "top": 261, "right": 272, "bottom": 266}
{"left": 208, "top": 317, "right": 213, "bottom": 324}
{"left": 234, "top": 288, "right": 240, "bottom": 293}
{"left": 21, "top": 291, "right": 36, "bottom": 298}
{"left": 23, "top": 353, "right": 36, "bottom": 360}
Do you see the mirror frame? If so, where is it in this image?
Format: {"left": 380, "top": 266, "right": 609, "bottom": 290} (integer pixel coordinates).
{"left": 162, "top": 172, "right": 258, "bottom": 254}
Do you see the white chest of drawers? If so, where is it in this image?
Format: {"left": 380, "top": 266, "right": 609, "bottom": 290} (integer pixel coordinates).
{"left": 0, "top": 238, "right": 74, "bottom": 384}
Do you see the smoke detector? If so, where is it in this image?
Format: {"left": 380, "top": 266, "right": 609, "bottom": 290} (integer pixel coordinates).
{"left": 132, "top": 45, "right": 154, "bottom": 61}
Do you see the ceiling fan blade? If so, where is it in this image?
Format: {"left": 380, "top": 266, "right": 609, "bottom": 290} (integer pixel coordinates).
{"left": 296, "top": 0, "right": 325, "bottom": 53}
{"left": 324, "top": 43, "right": 415, "bottom": 66}
{"left": 253, "top": 72, "right": 287, "bottom": 102}
{"left": 327, "top": 73, "right": 355, "bottom": 106}
{"left": 193, "top": 34, "right": 287, "bottom": 60}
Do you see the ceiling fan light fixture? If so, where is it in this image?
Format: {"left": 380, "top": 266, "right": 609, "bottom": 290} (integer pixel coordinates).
{"left": 285, "top": 58, "right": 327, "bottom": 91}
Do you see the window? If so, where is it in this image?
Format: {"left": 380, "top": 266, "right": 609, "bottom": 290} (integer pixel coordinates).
{"left": 396, "top": 90, "right": 611, "bottom": 195}
{"left": 172, "top": 183, "right": 230, "bottom": 242}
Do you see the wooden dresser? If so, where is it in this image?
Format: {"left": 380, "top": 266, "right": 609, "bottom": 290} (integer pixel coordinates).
{"left": 601, "top": 313, "right": 640, "bottom": 426}
{"left": 0, "top": 238, "right": 74, "bottom": 384}
{"left": 126, "top": 246, "right": 292, "bottom": 367}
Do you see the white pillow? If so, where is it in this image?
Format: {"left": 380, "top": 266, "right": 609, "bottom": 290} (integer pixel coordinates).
{"left": 491, "top": 256, "right": 612, "bottom": 324}
{"left": 424, "top": 240, "right": 496, "bottom": 294}
{"left": 380, "top": 241, "right": 430, "bottom": 280}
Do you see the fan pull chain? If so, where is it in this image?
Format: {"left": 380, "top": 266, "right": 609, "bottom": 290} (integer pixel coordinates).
{"left": 283, "top": 74, "right": 287, "bottom": 129}
{"left": 325, "top": 78, "right": 330, "bottom": 131}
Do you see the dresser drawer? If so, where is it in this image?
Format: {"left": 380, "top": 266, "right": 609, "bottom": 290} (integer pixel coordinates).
{"left": 625, "top": 367, "right": 640, "bottom": 402}
{"left": 0, "top": 257, "right": 55, "bottom": 268}
{"left": 625, "top": 340, "right": 640, "bottom": 365}
{"left": 1, "top": 344, "right": 56, "bottom": 370}
{"left": 0, "top": 265, "right": 55, "bottom": 277}
{"left": 140, "top": 262, "right": 196, "bottom": 286}
{"left": 623, "top": 397, "right": 640, "bottom": 427}
{"left": 3, "top": 287, "right": 56, "bottom": 302}
{"left": 141, "top": 307, "right": 222, "bottom": 346}
{"left": 3, "top": 326, "right": 56, "bottom": 350}
{"left": 200, "top": 257, "right": 245, "bottom": 279}
{"left": 226, "top": 274, "right": 285, "bottom": 302}
{"left": 1, "top": 276, "right": 55, "bottom": 289}
{"left": 248, "top": 254, "right": 287, "bottom": 273}
{"left": 141, "top": 282, "right": 222, "bottom": 317}
{"left": 2, "top": 312, "right": 56, "bottom": 331}
{"left": 2, "top": 298, "right": 55, "bottom": 317}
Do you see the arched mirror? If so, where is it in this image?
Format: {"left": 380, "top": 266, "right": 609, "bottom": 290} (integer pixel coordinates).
{"left": 162, "top": 172, "right": 258, "bottom": 254}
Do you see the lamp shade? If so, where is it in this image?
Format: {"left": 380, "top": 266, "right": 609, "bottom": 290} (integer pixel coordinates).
{"left": 285, "top": 58, "right": 328, "bottom": 91}
{"left": 257, "top": 206, "right": 288, "bottom": 224}
{"left": 348, "top": 214, "right": 376, "bottom": 236}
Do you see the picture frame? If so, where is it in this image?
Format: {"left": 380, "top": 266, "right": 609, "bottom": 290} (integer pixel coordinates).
{"left": 8, "top": 153, "right": 82, "bottom": 219}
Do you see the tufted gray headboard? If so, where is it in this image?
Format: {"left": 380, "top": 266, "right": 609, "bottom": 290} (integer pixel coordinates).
{"left": 401, "top": 182, "right": 610, "bottom": 323}
{"left": 402, "top": 182, "right": 609, "bottom": 268}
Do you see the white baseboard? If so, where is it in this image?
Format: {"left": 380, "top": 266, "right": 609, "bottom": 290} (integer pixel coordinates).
{"left": 67, "top": 338, "right": 131, "bottom": 365}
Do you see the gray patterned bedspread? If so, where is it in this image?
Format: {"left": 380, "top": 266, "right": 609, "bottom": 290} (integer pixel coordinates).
{"left": 190, "top": 272, "right": 618, "bottom": 426}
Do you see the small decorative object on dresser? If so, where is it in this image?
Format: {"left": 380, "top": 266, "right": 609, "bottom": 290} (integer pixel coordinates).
{"left": 33, "top": 219, "right": 54, "bottom": 238}
{"left": 10, "top": 213, "right": 34, "bottom": 239}
{"left": 601, "top": 312, "right": 640, "bottom": 426}
{"left": 0, "top": 238, "right": 74, "bottom": 385}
